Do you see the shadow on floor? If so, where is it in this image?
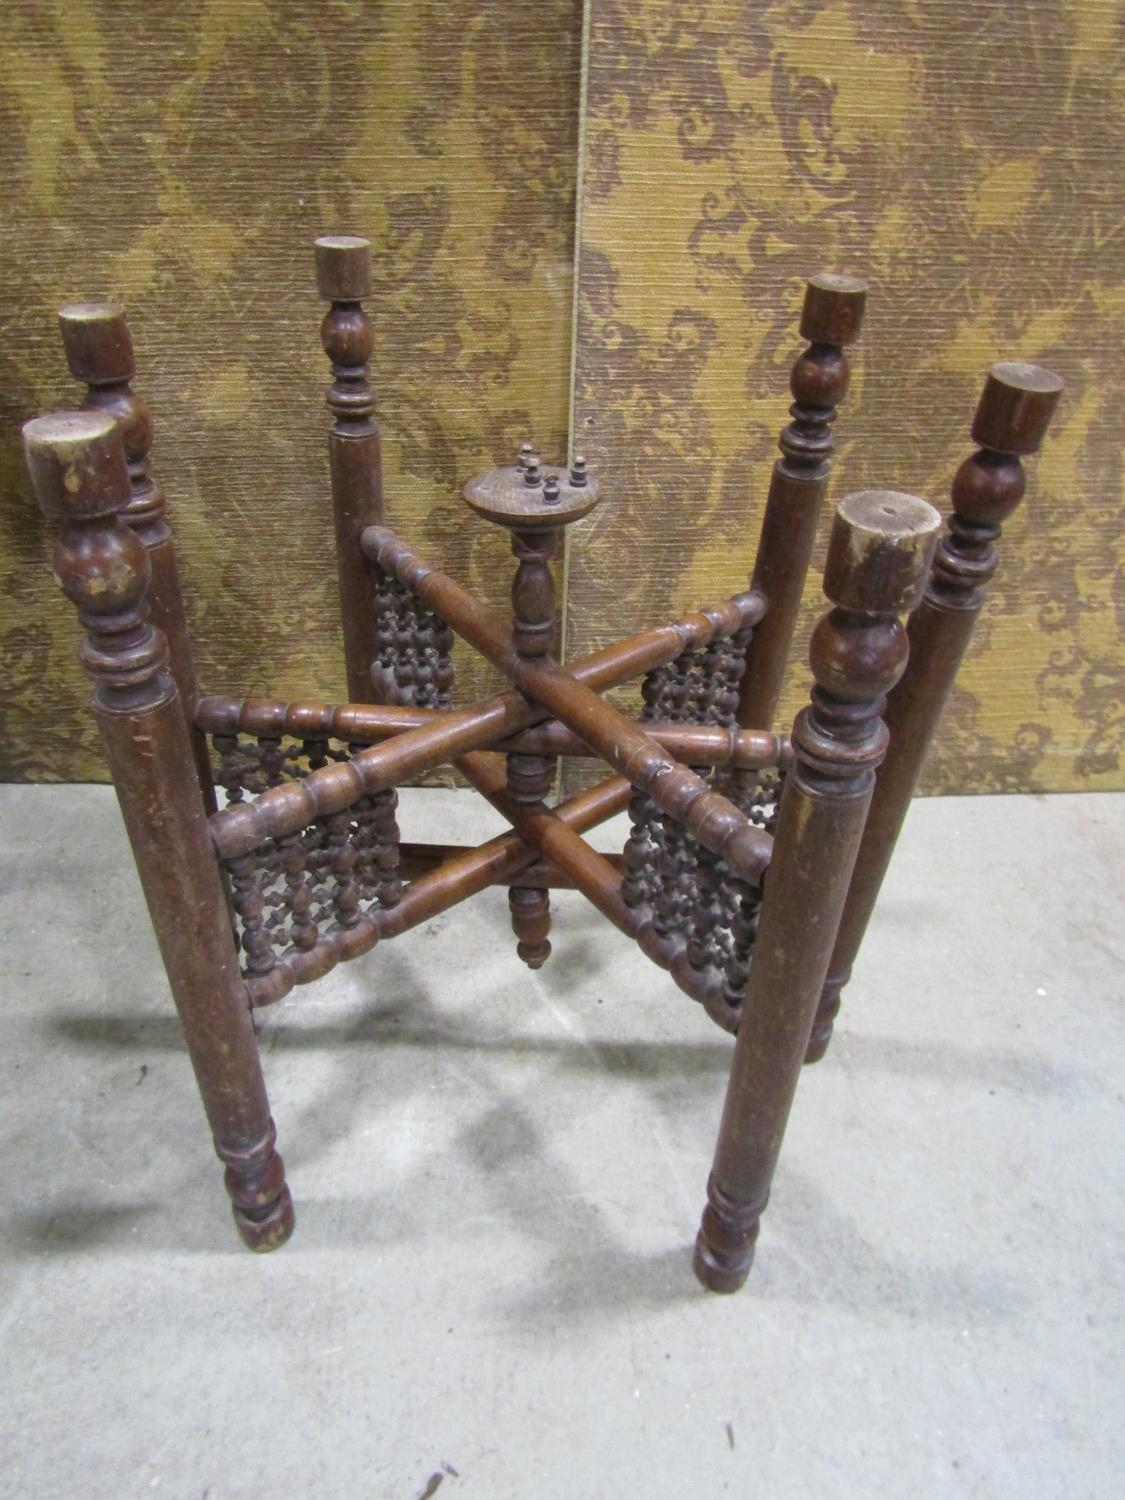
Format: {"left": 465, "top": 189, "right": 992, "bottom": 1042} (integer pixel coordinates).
{"left": 32, "top": 997, "right": 1033, "bottom": 1334}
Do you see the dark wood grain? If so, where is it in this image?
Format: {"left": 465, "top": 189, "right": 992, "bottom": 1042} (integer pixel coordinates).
{"left": 57, "top": 302, "right": 215, "bottom": 810}
{"left": 806, "top": 363, "right": 1063, "bottom": 1062}
{"left": 22, "top": 410, "right": 293, "bottom": 1252}
{"left": 695, "top": 488, "right": 941, "bottom": 1293}
{"left": 737, "top": 274, "right": 866, "bottom": 731}
{"left": 316, "top": 236, "right": 384, "bottom": 705}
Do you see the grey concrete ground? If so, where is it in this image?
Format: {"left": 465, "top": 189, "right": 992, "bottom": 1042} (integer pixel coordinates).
{"left": 0, "top": 785, "right": 1122, "bottom": 1500}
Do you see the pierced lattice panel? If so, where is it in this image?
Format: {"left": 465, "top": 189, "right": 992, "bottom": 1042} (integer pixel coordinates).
{"left": 639, "top": 629, "right": 751, "bottom": 729}
{"left": 621, "top": 768, "right": 782, "bottom": 1012}
{"left": 212, "top": 733, "right": 402, "bottom": 978}
{"left": 371, "top": 568, "right": 455, "bottom": 709}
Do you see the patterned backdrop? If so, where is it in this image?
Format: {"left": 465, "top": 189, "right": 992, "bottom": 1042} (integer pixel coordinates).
{"left": 565, "top": 0, "right": 1123, "bottom": 795}
{"left": 2, "top": 1, "right": 1122, "bottom": 792}
{"left": 0, "top": 0, "right": 580, "bottom": 779}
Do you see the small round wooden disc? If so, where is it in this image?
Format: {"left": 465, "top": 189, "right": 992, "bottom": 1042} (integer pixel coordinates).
{"left": 462, "top": 464, "right": 601, "bottom": 530}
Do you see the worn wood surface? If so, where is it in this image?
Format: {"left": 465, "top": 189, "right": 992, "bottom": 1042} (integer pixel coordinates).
{"left": 23, "top": 409, "right": 294, "bottom": 1249}
{"left": 696, "top": 484, "right": 941, "bottom": 1291}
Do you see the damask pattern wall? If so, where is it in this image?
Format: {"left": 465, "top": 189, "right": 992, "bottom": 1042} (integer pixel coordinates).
{"left": 0, "top": 0, "right": 580, "bottom": 779}
{"left": 2, "top": 0, "right": 1122, "bottom": 792}
{"left": 566, "top": 0, "right": 1123, "bottom": 795}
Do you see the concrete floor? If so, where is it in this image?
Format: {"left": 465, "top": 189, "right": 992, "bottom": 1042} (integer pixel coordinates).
{"left": 0, "top": 785, "right": 1122, "bottom": 1499}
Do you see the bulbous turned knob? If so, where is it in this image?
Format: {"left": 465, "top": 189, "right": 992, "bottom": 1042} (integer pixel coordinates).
{"left": 23, "top": 410, "right": 153, "bottom": 624}
{"left": 809, "top": 489, "right": 943, "bottom": 711}
{"left": 462, "top": 451, "right": 601, "bottom": 532}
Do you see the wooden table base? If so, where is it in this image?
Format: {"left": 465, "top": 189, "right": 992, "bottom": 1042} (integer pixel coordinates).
{"left": 23, "top": 238, "right": 1061, "bottom": 1292}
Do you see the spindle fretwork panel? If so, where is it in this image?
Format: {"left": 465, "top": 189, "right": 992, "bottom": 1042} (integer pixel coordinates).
{"left": 371, "top": 566, "right": 455, "bottom": 709}
{"left": 639, "top": 628, "right": 752, "bottom": 729}
{"left": 23, "top": 234, "right": 1061, "bottom": 1292}
{"left": 212, "top": 732, "right": 403, "bottom": 979}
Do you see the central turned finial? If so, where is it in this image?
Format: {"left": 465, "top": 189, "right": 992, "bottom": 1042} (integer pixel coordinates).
{"left": 460, "top": 444, "right": 601, "bottom": 972}
{"left": 462, "top": 444, "right": 600, "bottom": 532}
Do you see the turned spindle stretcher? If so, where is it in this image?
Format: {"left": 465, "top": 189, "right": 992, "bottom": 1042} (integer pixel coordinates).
{"left": 23, "top": 235, "right": 1061, "bottom": 1292}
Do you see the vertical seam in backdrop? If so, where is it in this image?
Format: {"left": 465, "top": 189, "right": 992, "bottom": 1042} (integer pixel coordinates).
{"left": 559, "top": 0, "right": 593, "bottom": 700}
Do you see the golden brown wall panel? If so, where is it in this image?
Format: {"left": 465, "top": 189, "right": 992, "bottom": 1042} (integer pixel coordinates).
{"left": 0, "top": 0, "right": 581, "bottom": 779}
{"left": 4, "top": 1, "right": 1123, "bottom": 795}
{"left": 567, "top": 0, "right": 1124, "bottom": 794}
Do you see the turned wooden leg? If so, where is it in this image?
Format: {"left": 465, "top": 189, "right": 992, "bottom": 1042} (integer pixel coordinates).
{"left": 695, "top": 488, "right": 942, "bottom": 1292}
{"left": 736, "top": 274, "right": 866, "bottom": 732}
{"left": 57, "top": 302, "right": 216, "bottom": 812}
{"left": 804, "top": 361, "right": 1063, "bottom": 1064}
{"left": 23, "top": 411, "right": 294, "bottom": 1252}
{"left": 316, "top": 235, "right": 384, "bottom": 705}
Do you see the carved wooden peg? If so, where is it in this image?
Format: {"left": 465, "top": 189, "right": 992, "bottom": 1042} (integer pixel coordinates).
{"left": 317, "top": 239, "right": 376, "bottom": 406}
{"left": 24, "top": 410, "right": 165, "bottom": 717}
{"left": 315, "top": 233, "right": 373, "bottom": 302}
{"left": 809, "top": 490, "right": 942, "bottom": 740}
{"left": 971, "top": 361, "right": 1063, "bottom": 455}
{"left": 799, "top": 272, "right": 867, "bottom": 347}
{"left": 823, "top": 489, "right": 942, "bottom": 617}
{"left": 805, "top": 490, "right": 941, "bottom": 794}
{"left": 941, "top": 364, "right": 1063, "bottom": 583}
{"left": 23, "top": 408, "right": 131, "bottom": 522}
